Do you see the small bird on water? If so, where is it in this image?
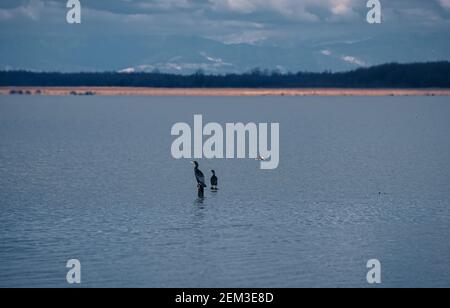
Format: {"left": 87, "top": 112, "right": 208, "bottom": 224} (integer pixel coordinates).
{"left": 210, "top": 170, "right": 218, "bottom": 191}
{"left": 256, "top": 154, "right": 266, "bottom": 161}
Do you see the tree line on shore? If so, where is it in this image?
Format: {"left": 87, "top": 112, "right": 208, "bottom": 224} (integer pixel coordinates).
{"left": 1, "top": 62, "right": 449, "bottom": 88}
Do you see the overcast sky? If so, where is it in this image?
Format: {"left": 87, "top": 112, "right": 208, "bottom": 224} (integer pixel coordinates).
{"left": 1, "top": 0, "right": 449, "bottom": 72}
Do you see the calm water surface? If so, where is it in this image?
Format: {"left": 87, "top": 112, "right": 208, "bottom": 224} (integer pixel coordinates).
{"left": 0, "top": 96, "right": 449, "bottom": 287}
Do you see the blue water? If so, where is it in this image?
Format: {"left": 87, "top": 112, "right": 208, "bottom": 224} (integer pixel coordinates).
{"left": 0, "top": 96, "right": 449, "bottom": 288}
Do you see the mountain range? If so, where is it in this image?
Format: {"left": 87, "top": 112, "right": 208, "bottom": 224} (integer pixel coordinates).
{"left": 1, "top": 33, "right": 449, "bottom": 74}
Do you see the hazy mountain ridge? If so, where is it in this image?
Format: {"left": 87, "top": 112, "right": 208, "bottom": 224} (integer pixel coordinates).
{"left": 1, "top": 33, "right": 450, "bottom": 74}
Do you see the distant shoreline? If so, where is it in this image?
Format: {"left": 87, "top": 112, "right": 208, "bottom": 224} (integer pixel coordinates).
{"left": 1, "top": 87, "right": 450, "bottom": 97}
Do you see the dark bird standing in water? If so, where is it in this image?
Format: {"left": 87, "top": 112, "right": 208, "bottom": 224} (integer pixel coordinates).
{"left": 211, "top": 170, "right": 218, "bottom": 191}
{"left": 192, "top": 161, "right": 206, "bottom": 198}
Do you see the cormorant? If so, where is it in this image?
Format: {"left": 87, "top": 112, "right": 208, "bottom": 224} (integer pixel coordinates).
{"left": 211, "top": 170, "right": 218, "bottom": 191}
{"left": 192, "top": 161, "right": 206, "bottom": 198}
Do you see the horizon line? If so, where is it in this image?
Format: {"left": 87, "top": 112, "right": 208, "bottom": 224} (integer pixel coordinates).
{"left": 1, "top": 61, "right": 450, "bottom": 76}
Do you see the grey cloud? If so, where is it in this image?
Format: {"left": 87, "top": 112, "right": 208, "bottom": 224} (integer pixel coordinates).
{"left": 0, "top": 0, "right": 449, "bottom": 73}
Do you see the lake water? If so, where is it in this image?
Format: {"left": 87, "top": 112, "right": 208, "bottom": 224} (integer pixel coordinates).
{"left": 0, "top": 95, "right": 449, "bottom": 288}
